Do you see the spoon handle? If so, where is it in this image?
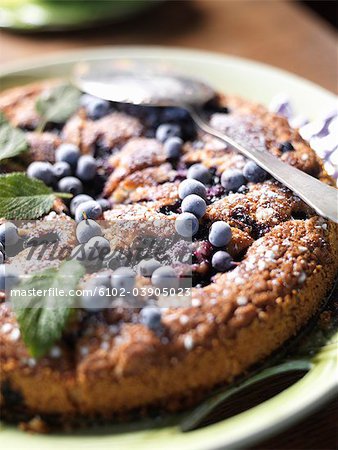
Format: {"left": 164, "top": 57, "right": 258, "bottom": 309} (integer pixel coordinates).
{"left": 188, "top": 106, "right": 338, "bottom": 223}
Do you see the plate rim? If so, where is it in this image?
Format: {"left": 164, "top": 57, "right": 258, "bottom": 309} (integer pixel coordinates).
{"left": 1, "top": 355, "right": 336, "bottom": 450}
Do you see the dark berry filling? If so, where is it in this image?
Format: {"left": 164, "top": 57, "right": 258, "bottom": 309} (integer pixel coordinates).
{"left": 279, "top": 141, "right": 295, "bottom": 153}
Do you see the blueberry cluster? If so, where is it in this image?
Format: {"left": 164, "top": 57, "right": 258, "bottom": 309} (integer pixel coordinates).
{"left": 158, "top": 128, "right": 210, "bottom": 237}
{"left": 73, "top": 216, "right": 175, "bottom": 328}
{"left": 71, "top": 217, "right": 135, "bottom": 309}
{"left": 20, "top": 100, "right": 273, "bottom": 318}
{"left": 80, "top": 255, "right": 166, "bottom": 332}
{"left": 27, "top": 143, "right": 108, "bottom": 222}
{"left": 220, "top": 161, "right": 268, "bottom": 193}
{"left": 208, "top": 221, "right": 234, "bottom": 272}
{"left": 80, "top": 267, "right": 138, "bottom": 312}
{"left": 155, "top": 123, "right": 184, "bottom": 160}
{"left": 204, "top": 158, "right": 269, "bottom": 272}
{"left": 175, "top": 164, "right": 210, "bottom": 238}
{"left": 174, "top": 160, "right": 237, "bottom": 274}
{"left": 137, "top": 258, "right": 178, "bottom": 289}
{"left": 28, "top": 143, "right": 94, "bottom": 189}
{"left": 71, "top": 218, "right": 111, "bottom": 271}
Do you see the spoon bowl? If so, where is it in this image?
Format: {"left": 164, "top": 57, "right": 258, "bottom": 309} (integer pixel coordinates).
{"left": 74, "top": 61, "right": 215, "bottom": 107}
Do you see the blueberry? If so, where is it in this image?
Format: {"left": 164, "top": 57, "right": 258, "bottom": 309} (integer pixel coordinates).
{"left": 243, "top": 161, "right": 268, "bottom": 183}
{"left": 85, "top": 97, "right": 110, "bottom": 120}
{"left": 76, "top": 155, "right": 97, "bottom": 182}
{"left": 27, "top": 161, "right": 54, "bottom": 186}
{"left": 140, "top": 306, "right": 162, "bottom": 331}
{"left": 211, "top": 251, "right": 233, "bottom": 272}
{"left": 164, "top": 136, "right": 183, "bottom": 159}
{"left": 279, "top": 141, "right": 294, "bottom": 153}
{"left": 86, "top": 236, "right": 111, "bottom": 260}
{"left": 181, "top": 194, "right": 206, "bottom": 219}
{"left": 58, "top": 176, "right": 83, "bottom": 196}
{"left": 75, "top": 200, "right": 102, "bottom": 222}
{"left": 103, "top": 250, "right": 128, "bottom": 270}
{"left": 52, "top": 161, "right": 72, "bottom": 180}
{"left": 178, "top": 179, "right": 207, "bottom": 200}
{"left": 187, "top": 163, "right": 211, "bottom": 184}
{"left": 111, "top": 267, "right": 135, "bottom": 291}
{"left": 97, "top": 198, "right": 111, "bottom": 212}
{"left": 0, "top": 265, "right": 19, "bottom": 291}
{"left": 209, "top": 221, "right": 232, "bottom": 247}
{"left": 70, "top": 244, "right": 101, "bottom": 270}
{"left": 55, "top": 143, "right": 80, "bottom": 168}
{"left": 175, "top": 212, "right": 199, "bottom": 237}
{"left": 151, "top": 266, "right": 179, "bottom": 289}
{"left": 137, "top": 259, "right": 162, "bottom": 277}
{"left": 80, "top": 280, "right": 110, "bottom": 311}
{"left": 0, "top": 222, "right": 19, "bottom": 247}
{"left": 221, "top": 169, "right": 246, "bottom": 193}
{"left": 76, "top": 218, "right": 102, "bottom": 244}
{"left": 70, "top": 194, "right": 94, "bottom": 216}
{"left": 156, "top": 123, "right": 181, "bottom": 143}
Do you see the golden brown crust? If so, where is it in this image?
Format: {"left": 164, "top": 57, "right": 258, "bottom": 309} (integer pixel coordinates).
{"left": 0, "top": 81, "right": 337, "bottom": 426}
{"left": 1, "top": 220, "right": 337, "bottom": 419}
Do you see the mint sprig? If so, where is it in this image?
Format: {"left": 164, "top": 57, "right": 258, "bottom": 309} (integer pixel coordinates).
{"left": 12, "top": 260, "right": 85, "bottom": 358}
{"left": 0, "top": 115, "right": 28, "bottom": 162}
{"left": 0, "top": 173, "right": 71, "bottom": 220}
{"left": 35, "top": 84, "right": 81, "bottom": 131}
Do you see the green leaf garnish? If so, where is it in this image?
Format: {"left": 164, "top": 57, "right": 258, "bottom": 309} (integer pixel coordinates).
{"left": 35, "top": 84, "right": 81, "bottom": 131}
{"left": 12, "top": 260, "right": 85, "bottom": 358}
{"left": 0, "top": 115, "right": 28, "bottom": 162}
{"left": 0, "top": 173, "right": 72, "bottom": 220}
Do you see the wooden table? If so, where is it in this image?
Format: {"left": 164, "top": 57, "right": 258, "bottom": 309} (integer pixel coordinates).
{"left": 0, "top": 1, "right": 337, "bottom": 448}
{"left": 1, "top": 0, "right": 337, "bottom": 93}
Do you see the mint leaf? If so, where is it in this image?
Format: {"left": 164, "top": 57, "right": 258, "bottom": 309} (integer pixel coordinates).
{"left": 35, "top": 84, "right": 81, "bottom": 130}
{"left": 0, "top": 118, "right": 28, "bottom": 162}
{"left": 12, "top": 260, "right": 85, "bottom": 358}
{"left": 0, "top": 173, "right": 71, "bottom": 220}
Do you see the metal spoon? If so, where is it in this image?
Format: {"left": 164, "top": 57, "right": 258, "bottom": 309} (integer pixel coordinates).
{"left": 73, "top": 62, "right": 338, "bottom": 223}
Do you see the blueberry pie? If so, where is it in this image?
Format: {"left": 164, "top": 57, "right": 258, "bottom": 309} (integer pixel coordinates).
{"left": 0, "top": 81, "right": 337, "bottom": 430}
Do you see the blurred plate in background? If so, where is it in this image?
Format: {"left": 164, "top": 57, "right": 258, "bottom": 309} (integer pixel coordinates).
{"left": 0, "top": 0, "right": 159, "bottom": 32}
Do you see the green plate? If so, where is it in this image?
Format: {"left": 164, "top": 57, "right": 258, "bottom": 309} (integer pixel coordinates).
{"left": 0, "top": 1, "right": 158, "bottom": 32}
{"left": 0, "top": 47, "right": 337, "bottom": 449}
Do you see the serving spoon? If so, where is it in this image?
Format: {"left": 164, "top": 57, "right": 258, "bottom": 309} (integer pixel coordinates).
{"left": 73, "top": 62, "right": 338, "bottom": 223}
